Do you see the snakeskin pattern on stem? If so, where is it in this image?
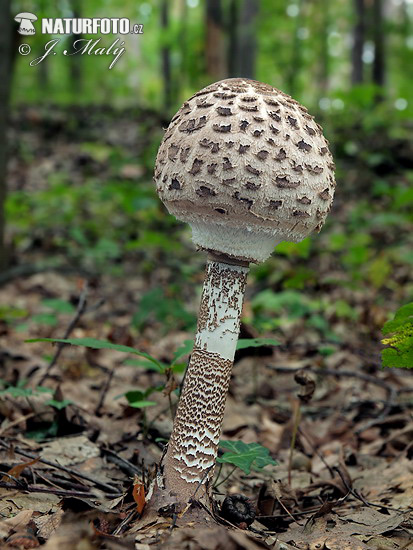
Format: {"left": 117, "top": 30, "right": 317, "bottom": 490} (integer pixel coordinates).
{"left": 161, "top": 261, "right": 249, "bottom": 498}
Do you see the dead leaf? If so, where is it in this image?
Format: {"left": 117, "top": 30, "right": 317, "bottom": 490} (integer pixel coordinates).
{"left": 337, "top": 508, "right": 406, "bottom": 536}
{"left": 133, "top": 479, "right": 146, "bottom": 515}
{"left": 40, "top": 435, "right": 99, "bottom": 466}
{"left": 0, "top": 490, "right": 60, "bottom": 516}
{"left": 34, "top": 509, "right": 64, "bottom": 540}
{"left": 2, "top": 458, "right": 39, "bottom": 482}
{"left": 0, "top": 510, "right": 34, "bottom": 538}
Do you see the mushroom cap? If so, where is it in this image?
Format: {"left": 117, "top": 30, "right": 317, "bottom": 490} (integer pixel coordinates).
{"left": 154, "top": 78, "right": 336, "bottom": 263}
{"left": 15, "top": 12, "right": 37, "bottom": 21}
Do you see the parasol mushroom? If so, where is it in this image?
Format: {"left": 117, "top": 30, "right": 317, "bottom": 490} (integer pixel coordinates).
{"left": 149, "top": 78, "right": 336, "bottom": 521}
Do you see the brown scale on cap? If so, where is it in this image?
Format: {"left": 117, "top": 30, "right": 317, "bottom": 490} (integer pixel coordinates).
{"left": 154, "top": 78, "right": 336, "bottom": 263}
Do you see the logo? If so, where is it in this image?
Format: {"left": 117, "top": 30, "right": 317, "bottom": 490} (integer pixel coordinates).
{"left": 15, "top": 12, "right": 37, "bottom": 35}
{"left": 15, "top": 14, "right": 144, "bottom": 70}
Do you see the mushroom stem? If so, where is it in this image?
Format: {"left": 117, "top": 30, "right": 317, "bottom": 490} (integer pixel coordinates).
{"left": 161, "top": 257, "right": 249, "bottom": 504}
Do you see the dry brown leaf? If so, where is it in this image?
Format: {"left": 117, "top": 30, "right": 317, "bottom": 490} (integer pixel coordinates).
{"left": 40, "top": 435, "right": 99, "bottom": 466}
{"left": 34, "top": 509, "right": 64, "bottom": 540}
{"left": 2, "top": 458, "right": 39, "bottom": 482}
{"left": 280, "top": 516, "right": 371, "bottom": 549}
{"left": 0, "top": 490, "right": 60, "bottom": 516}
{"left": 0, "top": 510, "right": 34, "bottom": 539}
{"left": 133, "top": 479, "right": 146, "bottom": 515}
{"left": 337, "top": 508, "right": 405, "bottom": 536}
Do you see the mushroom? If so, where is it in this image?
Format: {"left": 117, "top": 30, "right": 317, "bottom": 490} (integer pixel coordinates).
{"left": 14, "top": 13, "right": 37, "bottom": 35}
{"left": 149, "top": 78, "right": 335, "bottom": 521}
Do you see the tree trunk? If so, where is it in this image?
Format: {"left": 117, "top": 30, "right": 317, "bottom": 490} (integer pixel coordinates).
{"left": 319, "top": 0, "right": 330, "bottom": 95}
{"left": 69, "top": 0, "right": 82, "bottom": 93}
{"left": 234, "top": 0, "right": 258, "bottom": 79}
{"left": 227, "top": 0, "right": 239, "bottom": 77}
{"left": 180, "top": 0, "right": 188, "bottom": 87}
{"left": 372, "top": 0, "right": 385, "bottom": 88}
{"left": 147, "top": 259, "right": 249, "bottom": 518}
{"left": 0, "top": 0, "right": 12, "bottom": 270}
{"left": 160, "top": 0, "right": 172, "bottom": 110}
{"left": 206, "top": 0, "right": 227, "bottom": 80}
{"left": 400, "top": 0, "right": 410, "bottom": 39}
{"left": 287, "top": 0, "right": 303, "bottom": 96}
{"left": 37, "top": 0, "right": 50, "bottom": 90}
{"left": 352, "top": 0, "right": 365, "bottom": 85}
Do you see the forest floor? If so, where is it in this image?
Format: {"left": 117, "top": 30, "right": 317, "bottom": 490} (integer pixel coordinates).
{"left": 0, "top": 106, "right": 412, "bottom": 549}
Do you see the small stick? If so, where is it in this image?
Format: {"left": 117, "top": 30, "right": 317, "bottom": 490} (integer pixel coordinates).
{"left": 0, "top": 441, "right": 122, "bottom": 495}
{"left": 272, "top": 481, "right": 303, "bottom": 526}
{"left": 95, "top": 367, "right": 115, "bottom": 416}
{"left": 111, "top": 509, "right": 137, "bottom": 536}
{"left": 0, "top": 481, "right": 100, "bottom": 498}
{"left": 288, "top": 399, "right": 301, "bottom": 486}
{"left": 101, "top": 448, "right": 142, "bottom": 476}
{"left": 213, "top": 465, "right": 237, "bottom": 490}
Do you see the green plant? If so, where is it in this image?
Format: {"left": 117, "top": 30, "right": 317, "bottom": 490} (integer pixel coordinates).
{"left": 0, "top": 380, "right": 72, "bottom": 440}
{"left": 217, "top": 440, "right": 277, "bottom": 475}
{"left": 213, "top": 440, "right": 278, "bottom": 490}
{"left": 381, "top": 303, "right": 413, "bottom": 369}
{"left": 0, "top": 380, "right": 72, "bottom": 409}
{"left": 132, "top": 288, "right": 196, "bottom": 332}
{"left": 26, "top": 337, "right": 281, "bottom": 409}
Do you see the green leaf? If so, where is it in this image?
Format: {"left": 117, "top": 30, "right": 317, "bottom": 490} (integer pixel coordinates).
{"left": 127, "top": 400, "right": 157, "bottom": 408}
{"left": 172, "top": 339, "right": 194, "bottom": 364}
{"left": 46, "top": 398, "right": 72, "bottom": 410}
{"left": 36, "top": 386, "right": 55, "bottom": 394}
{"left": 123, "top": 358, "right": 165, "bottom": 372}
{"left": 124, "top": 386, "right": 163, "bottom": 405}
{"left": 276, "top": 238, "right": 312, "bottom": 259}
{"left": 30, "top": 313, "right": 58, "bottom": 326}
{"left": 25, "top": 337, "right": 163, "bottom": 370}
{"left": 26, "top": 421, "right": 58, "bottom": 441}
{"left": 319, "top": 346, "right": 336, "bottom": 357}
{"left": 42, "top": 299, "right": 75, "bottom": 314}
{"left": 381, "top": 302, "right": 413, "bottom": 369}
{"left": 382, "top": 303, "right": 413, "bottom": 334}
{"left": 0, "top": 305, "right": 28, "bottom": 322}
{"left": 217, "top": 440, "right": 277, "bottom": 474}
{"left": 0, "top": 386, "right": 32, "bottom": 398}
{"left": 381, "top": 347, "right": 413, "bottom": 369}
{"left": 124, "top": 389, "right": 146, "bottom": 402}
{"left": 236, "top": 338, "right": 280, "bottom": 350}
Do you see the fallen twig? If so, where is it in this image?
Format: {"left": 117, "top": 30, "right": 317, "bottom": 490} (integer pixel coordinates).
{"left": 95, "top": 367, "right": 115, "bottom": 416}
{"left": 0, "top": 440, "right": 122, "bottom": 496}
{"left": 0, "top": 480, "right": 100, "bottom": 498}
{"left": 101, "top": 448, "right": 142, "bottom": 477}
{"left": 111, "top": 508, "right": 138, "bottom": 536}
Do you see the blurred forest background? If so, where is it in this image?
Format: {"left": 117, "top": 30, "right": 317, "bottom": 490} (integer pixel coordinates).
{"left": 1, "top": 0, "right": 412, "bottom": 335}
{"left": 0, "top": 0, "right": 412, "bottom": 546}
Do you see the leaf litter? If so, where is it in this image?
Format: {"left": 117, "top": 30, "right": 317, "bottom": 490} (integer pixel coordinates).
{"left": 0, "top": 106, "right": 412, "bottom": 548}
